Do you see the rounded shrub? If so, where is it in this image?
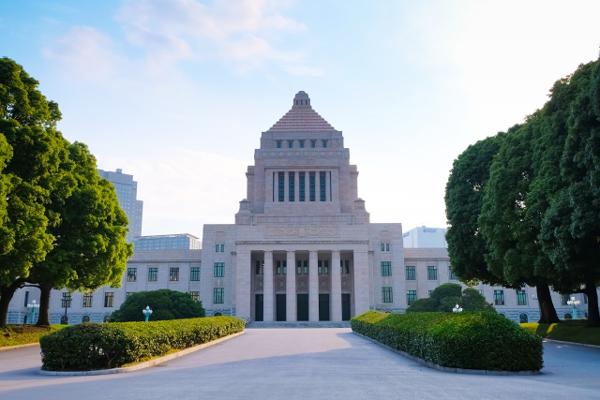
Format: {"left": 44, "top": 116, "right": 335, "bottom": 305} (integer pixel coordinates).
{"left": 110, "top": 289, "right": 205, "bottom": 322}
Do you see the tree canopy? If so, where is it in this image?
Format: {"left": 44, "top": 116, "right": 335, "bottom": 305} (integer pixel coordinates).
{"left": 110, "top": 290, "right": 205, "bottom": 322}
{"left": 406, "top": 283, "right": 494, "bottom": 313}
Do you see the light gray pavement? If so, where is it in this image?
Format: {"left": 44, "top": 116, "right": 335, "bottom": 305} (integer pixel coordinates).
{"left": 1, "top": 328, "right": 600, "bottom": 400}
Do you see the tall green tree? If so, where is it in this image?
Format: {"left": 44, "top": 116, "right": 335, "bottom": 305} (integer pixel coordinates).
{"left": 445, "top": 135, "right": 504, "bottom": 285}
{"left": 479, "top": 121, "right": 559, "bottom": 323}
{"left": 0, "top": 58, "right": 65, "bottom": 327}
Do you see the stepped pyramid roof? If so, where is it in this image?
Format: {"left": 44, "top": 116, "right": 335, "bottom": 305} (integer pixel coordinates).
{"left": 267, "top": 91, "right": 336, "bottom": 132}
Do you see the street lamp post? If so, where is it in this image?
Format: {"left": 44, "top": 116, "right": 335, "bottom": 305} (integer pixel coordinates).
{"left": 452, "top": 304, "right": 463, "bottom": 313}
{"left": 566, "top": 296, "right": 581, "bottom": 319}
{"left": 26, "top": 300, "right": 40, "bottom": 325}
{"left": 61, "top": 293, "right": 72, "bottom": 325}
{"left": 142, "top": 305, "right": 153, "bottom": 322}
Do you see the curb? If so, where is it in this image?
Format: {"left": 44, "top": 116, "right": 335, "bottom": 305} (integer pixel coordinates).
{"left": 0, "top": 342, "right": 40, "bottom": 352}
{"left": 39, "top": 330, "right": 245, "bottom": 376}
{"left": 544, "top": 338, "right": 600, "bottom": 349}
{"left": 353, "top": 331, "right": 540, "bottom": 376}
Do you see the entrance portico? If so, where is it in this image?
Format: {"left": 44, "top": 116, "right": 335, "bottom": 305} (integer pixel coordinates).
{"left": 240, "top": 244, "right": 369, "bottom": 322}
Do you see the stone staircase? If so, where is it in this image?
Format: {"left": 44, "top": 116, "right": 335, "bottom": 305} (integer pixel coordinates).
{"left": 246, "top": 321, "right": 351, "bottom": 328}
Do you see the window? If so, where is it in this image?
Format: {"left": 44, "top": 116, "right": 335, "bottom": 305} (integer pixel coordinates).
{"left": 519, "top": 313, "right": 529, "bottom": 323}
{"left": 427, "top": 265, "right": 438, "bottom": 280}
{"left": 318, "top": 260, "right": 329, "bottom": 275}
{"left": 148, "top": 267, "right": 158, "bottom": 282}
{"left": 169, "top": 267, "right": 179, "bottom": 282}
{"left": 275, "top": 260, "right": 287, "bottom": 275}
{"left": 428, "top": 290, "right": 433, "bottom": 296}
{"left": 299, "top": 140, "right": 305, "bottom": 148}
{"left": 405, "top": 266, "right": 416, "bottom": 280}
{"left": 309, "top": 172, "right": 316, "bottom": 201}
{"left": 382, "top": 287, "right": 393, "bottom": 303}
{"left": 380, "top": 242, "right": 390, "bottom": 252}
{"left": 214, "top": 262, "right": 224, "bottom": 277}
{"left": 561, "top": 294, "right": 570, "bottom": 305}
{"left": 127, "top": 267, "right": 137, "bottom": 282}
{"left": 190, "top": 266, "right": 200, "bottom": 281}
{"left": 381, "top": 261, "right": 392, "bottom": 277}
{"left": 449, "top": 266, "right": 458, "bottom": 280}
{"left": 215, "top": 243, "right": 225, "bottom": 253}
{"left": 255, "top": 260, "right": 264, "bottom": 275}
{"left": 82, "top": 292, "right": 93, "bottom": 308}
{"left": 61, "top": 292, "right": 72, "bottom": 308}
{"left": 23, "top": 291, "right": 29, "bottom": 307}
{"left": 287, "top": 140, "right": 294, "bottom": 148}
{"left": 310, "top": 139, "right": 317, "bottom": 148}
{"left": 82, "top": 315, "right": 90, "bottom": 323}
{"left": 289, "top": 172, "right": 295, "bottom": 202}
{"left": 322, "top": 139, "right": 328, "bottom": 148}
{"left": 341, "top": 259, "right": 350, "bottom": 274}
{"left": 104, "top": 292, "right": 114, "bottom": 308}
{"left": 494, "top": 290, "right": 505, "bottom": 305}
{"left": 407, "top": 290, "right": 417, "bottom": 306}
{"left": 296, "top": 260, "right": 308, "bottom": 275}
{"left": 276, "top": 140, "right": 282, "bottom": 148}
{"left": 516, "top": 289, "right": 528, "bottom": 306}
{"left": 278, "top": 172, "right": 285, "bottom": 202}
{"left": 189, "top": 291, "right": 200, "bottom": 302}
{"left": 299, "top": 172, "right": 306, "bottom": 201}
{"left": 213, "top": 288, "right": 224, "bottom": 304}
{"left": 319, "top": 171, "right": 326, "bottom": 201}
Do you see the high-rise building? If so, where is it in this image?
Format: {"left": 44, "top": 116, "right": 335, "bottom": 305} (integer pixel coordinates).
{"left": 134, "top": 234, "right": 201, "bottom": 251}
{"left": 403, "top": 226, "right": 447, "bottom": 248}
{"left": 98, "top": 168, "right": 143, "bottom": 241}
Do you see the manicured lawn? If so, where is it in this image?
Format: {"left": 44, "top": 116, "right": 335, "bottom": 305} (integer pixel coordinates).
{"left": 1, "top": 325, "right": 66, "bottom": 348}
{"left": 521, "top": 320, "right": 600, "bottom": 346}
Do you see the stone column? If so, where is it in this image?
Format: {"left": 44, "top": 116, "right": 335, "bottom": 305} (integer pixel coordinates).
{"left": 309, "top": 250, "right": 319, "bottom": 321}
{"left": 286, "top": 251, "right": 296, "bottom": 321}
{"left": 263, "top": 250, "right": 274, "bottom": 321}
{"left": 235, "top": 249, "right": 251, "bottom": 321}
{"left": 331, "top": 250, "right": 342, "bottom": 321}
{"left": 353, "top": 248, "right": 370, "bottom": 317}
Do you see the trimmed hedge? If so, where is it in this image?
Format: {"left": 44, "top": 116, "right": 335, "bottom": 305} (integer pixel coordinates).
{"left": 40, "top": 316, "right": 244, "bottom": 371}
{"left": 352, "top": 311, "right": 542, "bottom": 371}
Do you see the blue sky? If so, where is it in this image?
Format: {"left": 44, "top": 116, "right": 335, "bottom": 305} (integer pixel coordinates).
{"left": 1, "top": 0, "right": 600, "bottom": 237}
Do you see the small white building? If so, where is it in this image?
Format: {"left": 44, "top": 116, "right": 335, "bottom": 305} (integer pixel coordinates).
{"left": 403, "top": 226, "right": 447, "bottom": 248}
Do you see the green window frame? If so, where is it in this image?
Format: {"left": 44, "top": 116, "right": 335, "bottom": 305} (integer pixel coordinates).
{"left": 127, "top": 267, "right": 137, "bottom": 282}
{"left": 382, "top": 287, "right": 393, "bottom": 303}
{"left": 169, "top": 267, "right": 179, "bottom": 282}
{"left": 427, "top": 265, "right": 438, "bottom": 280}
{"left": 289, "top": 171, "right": 295, "bottom": 202}
{"left": 309, "top": 172, "right": 316, "bottom": 201}
{"left": 213, "top": 287, "right": 224, "bottom": 304}
{"left": 104, "top": 292, "right": 114, "bottom": 308}
{"left": 190, "top": 266, "right": 200, "bottom": 281}
{"left": 189, "top": 291, "right": 200, "bottom": 302}
{"left": 82, "top": 292, "right": 93, "bottom": 308}
{"left": 278, "top": 172, "right": 285, "bottom": 202}
{"left": 381, "top": 261, "right": 392, "bottom": 277}
{"left": 405, "top": 265, "right": 416, "bottom": 280}
{"left": 318, "top": 260, "right": 329, "bottom": 275}
{"left": 213, "top": 262, "right": 224, "bottom": 278}
{"left": 299, "top": 172, "right": 306, "bottom": 201}
{"left": 319, "top": 171, "right": 326, "bottom": 201}
{"left": 516, "top": 290, "right": 527, "bottom": 306}
{"left": 494, "top": 290, "right": 505, "bottom": 305}
{"left": 148, "top": 267, "right": 158, "bottom": 282}
{"left": 407, "top": 290, "right": 417, "bottom": 306}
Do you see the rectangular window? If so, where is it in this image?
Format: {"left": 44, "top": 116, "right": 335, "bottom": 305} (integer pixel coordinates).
{"left": 278, "top": 172, "right": 285, "bottom": 202}
{"left": 309, "top": 172, "right": 316, "bottom": 201}
{"left": 318, "top": 260, "right": 329, "bottom": 275}
{"left": 104, "top": 292, "right": 114, "bottom": 308}
{"left": 287, "top": 140, "right": 294, "bottom": 148}
{"left": 296, "top": 260, "right": 308, "bottom": 275}
{"left": 299, "top": 140, "right": 305, "bottom": 148}
{"left": 494, "top": 290, "right": 505, "bottom": 306}
{"left": 341, "top": 259, "right": 350, "bottom": 274}
{"left": 169, "top": 267, "right": 179, "bottom": 282}
{"left": 276, "top": 140, "right": 282, "bottom": 148}
{"left": 299, "top": 172, "right": 306, "bottom": 201}
{"left": 382, "top": 287, "right": 393, "bottom": 303}
{"left": 82, "top": 292, "right": 93, "bottom": 308}
{"left": 407, "top": 290, "right": 417, "bottom": 306}
{"left": 190, "top": 266, "right": 200, "bottom": 281}
{"left": 255, "top": 260, "right": 264, "bottom": 275}
{"left": 427, "top": 265, "right": 438, "bottom": 280}
{"left": 214, "top": 262, "right": 224, "bottom": 277}
{"left": 449, "top": 266, "right": 458, "bottom": 280}
{"left": 310, "top": 139, "right": 317, "bottom": 148}
{"left": 127, "top": 267, "right": 137, "bottom": 282}
{"left": 148, "top": 267, "right": 158, "bottom": 282}
{"left": 322, "top": 139, "right": 328, "bottom": 148}
{"left": 275, "top": 260, "right": 287, "bottom": 275}
{"left": 319, "top": 171, "right": 326, "bottom": 201}
{"left": 405, "top": 266, "right": 416, "bottom": 280}
{"left": 516, "top": 290, "right": 527, "bottom": 306}
{"left": 288, "top": 172, "right": 295, "bottom": 202}
{"left": 61, "top": 292, "right": 72, "bottom": 308}
{"left": 380, "top": 242, "right": 390, "bottom": 252}
{"left": 189, "top": 291, "right": 200, "bottom": 302}
{"left": 381, "top": 261, "right": 392, "bottom": 277}
{"left": 213, "top": 288, "right": 224, "bottom": 304}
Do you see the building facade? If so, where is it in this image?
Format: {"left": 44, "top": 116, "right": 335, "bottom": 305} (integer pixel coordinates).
{"left": 6, "top": 91, "right": 595, "bottom": 325}
{"left": 98, "top": 168, "right": 144, "bottom": 241}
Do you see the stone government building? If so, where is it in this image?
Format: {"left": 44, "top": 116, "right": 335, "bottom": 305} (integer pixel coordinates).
{"left": 7, "top": 92, "right": 588, "bottom": 324}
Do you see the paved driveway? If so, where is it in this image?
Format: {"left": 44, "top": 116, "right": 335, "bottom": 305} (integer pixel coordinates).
{"left": 1, "top": 328, "right": 599, "bottom": 400}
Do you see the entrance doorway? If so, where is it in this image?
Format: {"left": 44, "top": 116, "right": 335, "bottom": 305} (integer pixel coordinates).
{"left": 342, "top": 293, "right": 351, "bottom": 321}
{"left": 255, "top": 294, "right": 263, "bottom": 321}
{"left": 319, "top": 294, "right": 330, "bottom": 321}
{"left": 297, "top": 294, "right": 309, "bottom": 321}
{"left": 276, "top": 294, "right": 286, "bottom": 321}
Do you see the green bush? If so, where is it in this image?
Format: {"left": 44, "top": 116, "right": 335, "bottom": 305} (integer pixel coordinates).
{"left": 110, "top": 289, "right": 205, "bottom": 322}
{"left": 352, "top": 311, "right": 542, "bottom": 371}
{"left": 406, "top": 283, "right": 494, "bottom": 313}
{"left": 40, "top": 316, "right": 244, "bottom": 371}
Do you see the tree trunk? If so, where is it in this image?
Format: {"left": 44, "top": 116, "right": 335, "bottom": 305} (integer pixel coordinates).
{"left": 0, "top": 280, "right": 23, "bottom": 327}
{"left": 585, "top": 281, "right": 600, "bottom": 326}
{"left": 536, "top": 284, "right": 560, "bottom": 323}
{"left": 36, "top": 283, "right": 52, "bottom": 326}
